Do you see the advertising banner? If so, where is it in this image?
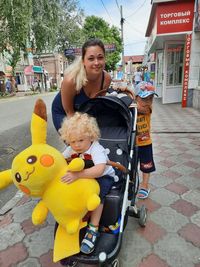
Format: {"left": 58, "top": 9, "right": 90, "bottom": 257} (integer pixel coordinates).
{"left": 182, "top": 34, "right": 192, "bottom": 108}
{"left": 157, "top": 1, "right": 194, "bottom": 34}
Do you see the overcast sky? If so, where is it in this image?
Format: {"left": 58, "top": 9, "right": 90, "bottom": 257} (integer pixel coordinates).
{"left": 78, "top": 0, "right": 152, "bottom": 56}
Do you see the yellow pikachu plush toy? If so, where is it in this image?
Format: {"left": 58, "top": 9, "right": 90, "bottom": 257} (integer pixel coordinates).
{"left": 0, "top": 99, "right": 100, "bottom": 262}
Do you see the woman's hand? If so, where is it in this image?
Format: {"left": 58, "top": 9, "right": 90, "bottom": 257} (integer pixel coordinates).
{"left": 61, "top": 171, "right": 80, "bottom": 184}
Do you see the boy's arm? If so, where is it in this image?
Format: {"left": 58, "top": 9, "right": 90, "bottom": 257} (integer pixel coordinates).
{"left": 61, "top": 163, "right": 106, "bottom": 184}
{"left": 137, "top": 97, "right": 152, "bottom": 114}
{"left": 78, "top": 163, "right": 106, "bottom": 179}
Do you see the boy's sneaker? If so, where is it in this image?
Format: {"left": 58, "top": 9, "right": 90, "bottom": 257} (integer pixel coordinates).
{"left": 80, "top": 227, "right": 99, "bottom": 254}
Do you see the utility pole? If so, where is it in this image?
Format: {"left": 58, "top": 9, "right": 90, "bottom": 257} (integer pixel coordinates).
{"left": 120, "top": 5, "right": 125, "bottom": 70}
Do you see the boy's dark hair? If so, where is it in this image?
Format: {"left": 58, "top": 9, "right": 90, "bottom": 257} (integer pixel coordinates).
{"left": 82, "top": 39, "right": 105, "bottom": 59}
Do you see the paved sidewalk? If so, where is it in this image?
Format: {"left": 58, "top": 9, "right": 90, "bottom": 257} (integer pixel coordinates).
{"left": 0, "top": 98, "right": 200, "bottom": 267}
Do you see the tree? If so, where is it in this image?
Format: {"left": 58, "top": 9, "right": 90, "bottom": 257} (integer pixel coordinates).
{"left": 56, "top": 0, "right": 85, "bottom": 53}
{"left": 0, "top": 0, "right": 32, "bottom": 75}
{"left": 0, "top": 0, "right": 84, "bottom": 75}
{"left": 82, "top": 16, "right": 122, "bottom": 71}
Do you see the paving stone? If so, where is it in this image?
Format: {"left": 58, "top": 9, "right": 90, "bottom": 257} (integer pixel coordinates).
{"left": 172, "top": 164, "right": 198, "bottom": 175}
{"left": 150, "top": 175, "right": 173, "bottom": 188}
{"left": 170, "top": 199, "right": 199, "bottom": 217}
{"left": 0, "top": 213, "right": 13, "bottom": 227}
{"left": 12, "top": 200, "right": 37, "bottom": 223}
{"left": 119, "top": 230, "right": 151, "bottom": 267}
{"left": 0, "top": 223, "right": 25, "bottom": 250}
{"left": 0, "top": 243, "right": 28, "bottom": 267}
{"left": 39, "top": 250, "right": 62, "bottom": 267}
{"left": 154, "top": 233, "right": 200, "bottom": 267}
{"left": 178, "top": 223, "right": 200, "bottom": 247}
{"left": 184, "top": 161, "right": 200, "bottom": 169}
{"left": 150, "top": 188, "right": 179, "bottom": 206}
{"left": 149, "top": 207, "right": 188, "bottom": 232}
{"left": 0, "top": 191, "right": 23, "bottom": 215}
{"left": 24, "top": 225, "right": 54, "bottom": 257}
{"left": 165, "top": 182, "right": 189, "bottom": 195}
{"left": 159, "top": 170, "right": 182, "bottom": 180}
{"left": 137, "top": 198, "right": 161, "bottom": 213}
{"left": 137, "top": 220, "right": 167, "bottom": 244}
{"left": 182, "top": 190, "right": 200, "bottom": 208}
{"left": 137, "top": 253, "right": 170, "bottom": 267}
{"left": 191, "top": 169, "right": 200, "bottom": 179}
{"left": 21, "top": 218, "right": 48, "bottom": 235}
{"left": 17, "top": 257, "right": 41, "bottom": 267}
{"left": 191, "top": 211, "right": 200, "bottom": 227}
{"left": 176, "top": 176, "right": 200, "bottom": 190}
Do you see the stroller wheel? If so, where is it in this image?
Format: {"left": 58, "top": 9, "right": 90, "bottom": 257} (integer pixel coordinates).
{"left": 60, "top": 259, "right": 77, "bottom": 267}
{"left": 138, "top": 205, "right": 147, "bottom": 227}
{"left": 106, "top": 258, "right": 120, "bottom": 267}
{"left": 111, "top": 258, "right": 120, "bottom": 267}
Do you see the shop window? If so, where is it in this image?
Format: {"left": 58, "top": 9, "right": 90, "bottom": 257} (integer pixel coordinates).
{"left": 166, "top": 44, "right": 184, "bottom": 86}
{"left": 157, "top": 52, "right": 163, "bottom": 85}
{"left": 198, "top": 68, "right": 200, "bottom": 86}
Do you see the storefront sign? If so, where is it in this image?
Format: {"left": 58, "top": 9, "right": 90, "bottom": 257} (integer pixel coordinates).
{"left": 182, "top": 34, "right": 192, "bottom": 108}
{"left": 64, "top": 44, "right": 116, "bottom": 57}
{"left": 157, "top": 1, "right": 194, "bottom": 34}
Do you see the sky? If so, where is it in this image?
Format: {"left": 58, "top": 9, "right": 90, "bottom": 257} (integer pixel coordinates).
{"left": 78, "top": 0, "right": 152, "bottom": 56}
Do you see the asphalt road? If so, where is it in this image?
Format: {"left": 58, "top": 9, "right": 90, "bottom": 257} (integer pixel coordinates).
{"left": 0, "top": 92, "right": 64, "bottom": 208}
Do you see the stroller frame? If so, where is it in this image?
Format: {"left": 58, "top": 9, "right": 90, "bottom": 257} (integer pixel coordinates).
{"left": 60, "top": 95, "right": 147, "bottom": 267}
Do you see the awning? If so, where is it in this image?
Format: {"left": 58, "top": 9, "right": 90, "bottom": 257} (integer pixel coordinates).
{"left": 24, "top": 65, "right": 44, "bottom": 75}
{"left": 33, "top": 66, "right": 43, "bottom": 73}
{"left": 24, "top": 65, "right": 34, "bottom": 75}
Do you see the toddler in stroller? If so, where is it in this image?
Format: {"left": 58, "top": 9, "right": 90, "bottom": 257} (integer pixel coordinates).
{"left": 59, "top": 92, "right": 147, "bottom": 267}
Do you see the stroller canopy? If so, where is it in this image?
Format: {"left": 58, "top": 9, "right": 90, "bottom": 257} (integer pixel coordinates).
{"left": 79, "top": 95, "right": 133, "bottom": 135}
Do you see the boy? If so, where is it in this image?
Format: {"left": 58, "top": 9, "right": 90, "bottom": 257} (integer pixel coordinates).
{"left": 135, "top": 82, "right": 157, "bottom": 199}
{"left": 59, "top": 112, "right": 115, "bottom": 254}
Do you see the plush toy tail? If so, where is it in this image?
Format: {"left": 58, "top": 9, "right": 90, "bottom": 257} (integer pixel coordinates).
{"left": 53, "top": 221, "right": 87, "bottom": 262}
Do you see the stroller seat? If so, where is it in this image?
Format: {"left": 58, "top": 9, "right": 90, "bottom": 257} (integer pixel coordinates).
{"left": 63, "top": 186, "right": 125, "bottom": 265}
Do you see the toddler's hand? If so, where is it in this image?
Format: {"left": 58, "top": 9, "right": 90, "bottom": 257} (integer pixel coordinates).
{"left": 61, "top": 171, "right": 79, "bottom": 184}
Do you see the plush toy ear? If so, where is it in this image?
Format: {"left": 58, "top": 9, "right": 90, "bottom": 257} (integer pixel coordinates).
{"left": 31, "top": 99, "right": 47, "bottom": 145}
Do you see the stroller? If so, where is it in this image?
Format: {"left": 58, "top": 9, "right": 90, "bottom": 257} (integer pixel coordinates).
{"left": 60, "top": 92, "right": 147, "bottom": 267}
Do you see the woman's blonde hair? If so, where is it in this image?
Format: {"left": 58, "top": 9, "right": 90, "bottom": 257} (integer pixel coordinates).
{"left": 64, "top": 56, "right": 88, "bottom": 91}
{"left": 59, "top": 112, "right": 100, "bottom": 144}
{"left": 64, "top": 39, "right": 106, "bottom": 91}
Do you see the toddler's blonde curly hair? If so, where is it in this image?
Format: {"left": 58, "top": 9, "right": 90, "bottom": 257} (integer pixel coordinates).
{"left": 59, "top": 112, "right": 100, "bottom": 144}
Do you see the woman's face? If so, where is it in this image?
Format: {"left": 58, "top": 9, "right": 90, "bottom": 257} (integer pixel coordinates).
{"left": 83, "top": 45, "right": 105, "bottom": 77}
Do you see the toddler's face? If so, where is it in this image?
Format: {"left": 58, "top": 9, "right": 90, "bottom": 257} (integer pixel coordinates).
{"left": 68, "top": 132, "right": 92, "bottom": 154}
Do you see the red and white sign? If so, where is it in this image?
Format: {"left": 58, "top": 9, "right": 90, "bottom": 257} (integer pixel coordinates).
{"left": 157, "top": 1, "right": 194, "bottom": 34}
{"left": 182, "top": 33, "right": 192, "bottom": 108}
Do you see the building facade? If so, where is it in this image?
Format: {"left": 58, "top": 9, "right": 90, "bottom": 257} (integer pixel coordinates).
{"left": 145, "top": 0, "right": 200, "bottom": 109}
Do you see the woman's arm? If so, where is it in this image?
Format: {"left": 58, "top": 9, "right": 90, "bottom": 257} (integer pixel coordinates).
{"left": 103, "top": 71, "right": 112, "bottom": 89}
{"left": 61, "top": 77, "right": 77, "bottom": 117}
{"left": 137, "top": 97, "right": 152, "bottom": 114}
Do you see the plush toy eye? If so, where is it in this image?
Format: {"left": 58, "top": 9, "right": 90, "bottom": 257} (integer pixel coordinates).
{"left": 15, "top": 172, "right": 22, "bottom": 183}
{"left": 27, "top": 155, "right": 37, "bottom": 164}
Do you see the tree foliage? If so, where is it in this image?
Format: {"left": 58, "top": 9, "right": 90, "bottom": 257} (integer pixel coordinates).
{"left": 0, "top": 0, "right": 32, "bottom": 74}
{"left": 0, "top": 0, "right": 83, "bottom": 73}
{"left": 82, "top": 16, "right": 122, "bottom": 71}
{"left": 0, "top": 1, "right": 122, "bottom": 74}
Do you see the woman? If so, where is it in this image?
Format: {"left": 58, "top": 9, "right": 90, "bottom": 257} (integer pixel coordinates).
{"left": 52, "top": 38, "right": 111, "bottom": 131}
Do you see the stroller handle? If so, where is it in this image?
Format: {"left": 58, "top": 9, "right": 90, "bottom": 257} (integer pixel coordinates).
{"left": 107, "top": 160, "right": 128, "bottom": 174}
{"left": 93, "top": 88, "right": 135, "bottom": 100}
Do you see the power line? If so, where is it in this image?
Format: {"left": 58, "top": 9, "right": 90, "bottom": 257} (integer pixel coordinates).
{"left": 99, "top": 0, "right": 114, "bottom": 24}
{"left": 115, "top": 0, "right": 120, "bottom": 11}
{"left": 125, "top": 0, "right": 147, "bottom": 19}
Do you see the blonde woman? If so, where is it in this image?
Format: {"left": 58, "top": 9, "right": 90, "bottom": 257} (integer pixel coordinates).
{"left": 59, "top": 112, "right": 115, "bottom": 254}
{"left": 52, "top": 39, "right": 111, "bottom": 131}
